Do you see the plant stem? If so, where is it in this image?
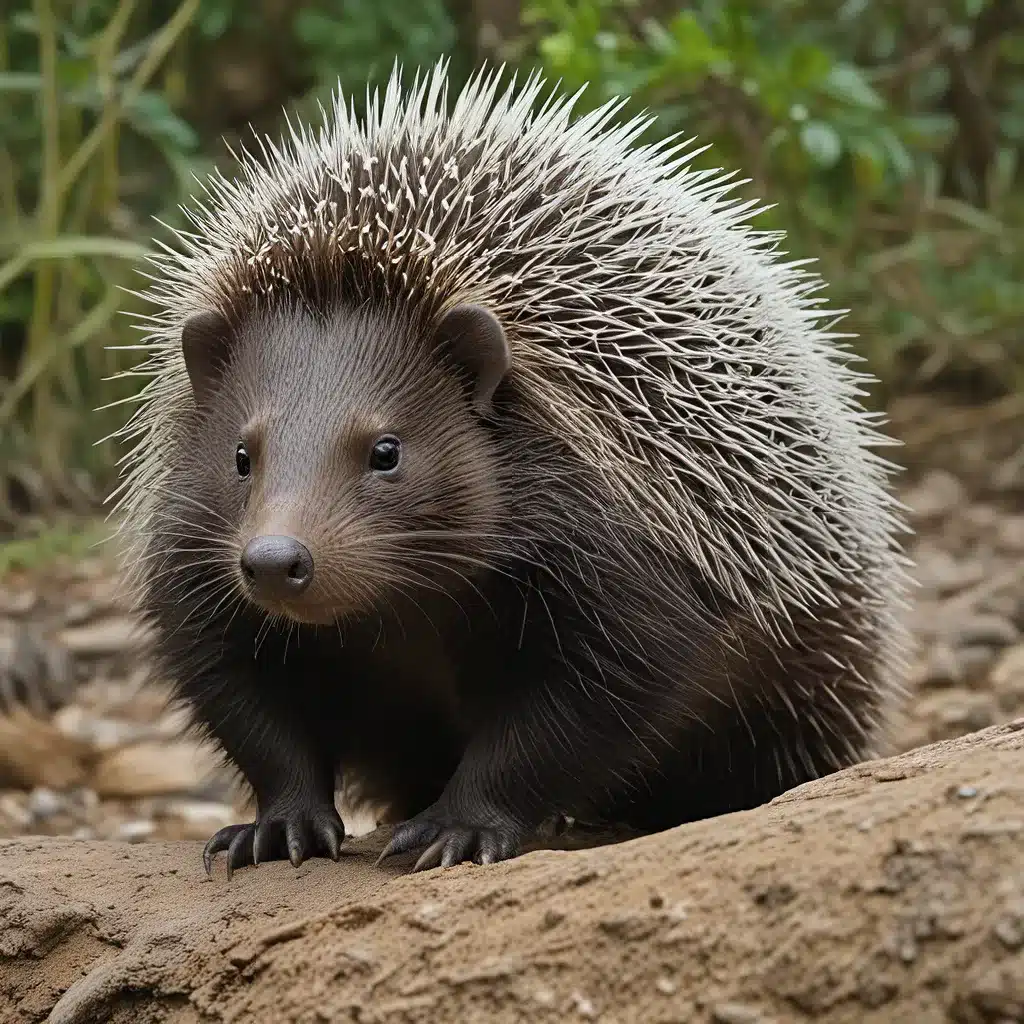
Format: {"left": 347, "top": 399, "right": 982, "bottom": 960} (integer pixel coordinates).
{"left": 27, "top": 0, "right": 62, "bottom": 473}
{"left": 57, "top": 0, "right": 199, "bottom": 203}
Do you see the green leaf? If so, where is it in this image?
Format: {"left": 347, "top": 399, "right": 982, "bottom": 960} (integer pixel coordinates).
{"left": 666, "top": 11, "right": 723, "bottom": 73}
{"left": 800, "top": 120, "right": 843, "bottom": 167}
{"left": 824, "top": 63, "right": 885, "bottom": 110}
{"left": 539, "top": 31, "right": 577, "bottom": 70}
{"left": 0, "top": 286, "right": 123, "bottom": 425}
{"left": 787, "top": 44, "right": 832, "bottom": 89}
{"left": 125, "top": 92, "right": 199, "bottom": 151}
{"left": 0, "top": 238, "right": 149, "bottom": 294}
{"left": 875, "top": 126, "right": 914, "bottom": 180}
{"left": 850, "top": 136, "right": 885, "bottom": 190}
{"left": 197, "top": 1, "right": 233, "bottom": 39}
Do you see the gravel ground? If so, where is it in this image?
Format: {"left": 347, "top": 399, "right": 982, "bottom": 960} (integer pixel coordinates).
{"left": 1, "top": 397, "right": 1022, "bottom": 848}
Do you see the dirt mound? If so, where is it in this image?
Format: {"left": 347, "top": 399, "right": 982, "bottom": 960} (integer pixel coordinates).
{"left": 2, "top": 720, "right": 1022, "bottom": 1024}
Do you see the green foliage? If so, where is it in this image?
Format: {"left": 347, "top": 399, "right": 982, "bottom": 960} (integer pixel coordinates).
{"left": 0, "top": 516, "right": 109, "bottom": 575}
{"left": 522, "top": 0, "right": 1024, "bottom": 397}
{"left": 1, "top": 0, "right": 205, "bottom": 523}
{"left": 1, "top": 0, "right": 1022, "bottom": 528}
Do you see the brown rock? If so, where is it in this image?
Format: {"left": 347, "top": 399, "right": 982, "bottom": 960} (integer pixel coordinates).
{"left": 90, "top": 740, "right": 221, "bottom": 798}
{"left": 991, "top": 645, "right": 1024, "bottom": 692}
{"left": 902, "top": 470, "right": 966, "bottom": 521}
{"left": 951, "top": 614, "right": 1020, "bottom": 649}
{"left": 56, "top": 615, "right": 152, "bottom": 656}
{"left": 0, "top": 707, "right": 90, "bottom": 790}
{"left": 913, "top": 689, "right": 999, "bottom": 739}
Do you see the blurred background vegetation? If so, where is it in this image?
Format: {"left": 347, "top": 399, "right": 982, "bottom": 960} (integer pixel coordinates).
{"left": 1, "top": 0, "right": 1022, "bottom": 533}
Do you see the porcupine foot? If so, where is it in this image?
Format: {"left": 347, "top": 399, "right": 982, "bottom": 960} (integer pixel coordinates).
{"left": 203, "top": 800, "right": 345, "bottom": 880}
{"left": 377, "top": 799, "right": 523, "bottom": 872}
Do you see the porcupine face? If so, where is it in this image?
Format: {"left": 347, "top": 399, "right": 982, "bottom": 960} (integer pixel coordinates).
{"left": 176, "top": 301, "right": 511, "bottom": 626}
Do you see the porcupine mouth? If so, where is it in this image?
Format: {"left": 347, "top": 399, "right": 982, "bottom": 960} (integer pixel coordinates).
{"left": 234, "top": 571, "right": 341, "bottom": 627}
{"left": 237, "top": 584, "right": 339, "bottom": 627}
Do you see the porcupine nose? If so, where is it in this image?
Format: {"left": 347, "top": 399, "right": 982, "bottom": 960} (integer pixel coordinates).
{"left": 240, "top": 535, "right": 314, "bottom": 600}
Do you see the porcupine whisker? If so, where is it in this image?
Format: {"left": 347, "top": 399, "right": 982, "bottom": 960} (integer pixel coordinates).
{"left": 197, "top": 584, "right": 249, "bottom": 640}
{"left": 154, "top": 490, "right": 237, "bottom": 530}
{"left": 156, "top": 550, "right": 234, "bottom": 587}
{"left": 394, "top": 556, "right": 498, "bottom": 624}
{"left": 171, "top": 576, "right": 243, "bottom": 633}
{"left": 344, "top": 560, "right": 480, "bottom": 633}
{"left": 136, "top": 547, "right": 236, "bottom": 571}
{"left": 148, "top": 507, "right": 239, "bottom": 535}
{"left": 314, "top": 561, "right": 450, "bottom": 635}
{"left": 142, "top": 564, "right": 235, "bottom": 598}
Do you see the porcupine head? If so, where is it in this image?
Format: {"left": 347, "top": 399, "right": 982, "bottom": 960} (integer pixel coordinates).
{"left": 174, "top": 283, "right": 514, "bottom": 627}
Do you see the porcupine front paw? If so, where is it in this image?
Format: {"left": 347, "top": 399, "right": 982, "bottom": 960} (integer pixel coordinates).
{"left": 203, "top": 801, "right": 345, "bottom": 879}
{"left": 377, "top": 801, "right": 524, "bottom": 872}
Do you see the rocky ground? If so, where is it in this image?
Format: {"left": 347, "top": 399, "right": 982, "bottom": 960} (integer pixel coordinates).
{"left": 0, "top": 395, "right": 1023, "bottom": 1022}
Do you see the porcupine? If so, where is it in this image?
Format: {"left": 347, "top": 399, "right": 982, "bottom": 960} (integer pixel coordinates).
{"left": 111, "top": 62, "right": 912, "bottom": 877}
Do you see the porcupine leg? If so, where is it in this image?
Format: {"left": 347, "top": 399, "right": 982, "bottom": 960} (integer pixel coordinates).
{"left": 184, "top": 670, "right": 346, "bottom": 879}
{"left": 376, "top": 727, "right": 527, "bottom": 871}
{"left": 378, "top": 669, "right": 659, "bottom": 872}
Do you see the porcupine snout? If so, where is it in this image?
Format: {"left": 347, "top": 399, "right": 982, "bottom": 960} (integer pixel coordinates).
{"left": 240, "top": 534, "right": 315, "bottom": 601}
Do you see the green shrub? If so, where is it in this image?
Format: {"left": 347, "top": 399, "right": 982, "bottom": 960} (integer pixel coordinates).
{"left": 521, "top": 0, "right": 1024, "bottom": 400}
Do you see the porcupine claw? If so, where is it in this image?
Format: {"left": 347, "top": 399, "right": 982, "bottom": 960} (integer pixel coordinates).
{"left": 378, "top": 807, "right": 521, "bottom": 872}
{"left": 203, "top": 803, "right": 345, "bottom": 879}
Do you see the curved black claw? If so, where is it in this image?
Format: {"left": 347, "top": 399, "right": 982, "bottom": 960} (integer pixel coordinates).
{"left": 377, "top": 808, "right": 521, "bottom": 872}
{"left": 203, "top": 804, "right": 345, "bottom": 880}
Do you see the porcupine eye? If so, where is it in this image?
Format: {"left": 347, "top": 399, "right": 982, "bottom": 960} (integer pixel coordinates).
{"left": 369, "top": 435, "right": 402, "bottom": 475}
{"left": 235, "top": 442, "right": 251, "bottom": 478}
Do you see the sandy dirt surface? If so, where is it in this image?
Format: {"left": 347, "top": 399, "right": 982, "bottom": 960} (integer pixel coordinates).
{"left": 0, "top": 398, "right": 1022, "bottom": 1021}
{"left": 2, "top": 720, "right": 1023, "bottom": 1023}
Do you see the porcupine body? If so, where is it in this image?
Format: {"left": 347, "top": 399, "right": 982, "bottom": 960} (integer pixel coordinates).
{"left": 112, "top": 63, "right": 912, "bottom": 875}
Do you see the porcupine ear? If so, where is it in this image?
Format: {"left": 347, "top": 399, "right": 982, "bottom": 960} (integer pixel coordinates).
{"left": 180, "top": 310, "right": 234, "bottom": 405}
{"left": 434, "top": 303, "right": 511, "bottom": 418}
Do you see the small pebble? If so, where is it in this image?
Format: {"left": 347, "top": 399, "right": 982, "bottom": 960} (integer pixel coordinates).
{"left": 0, "top": 588, "right": 38, "bottom": 616}
{"left": 27, "top": 787, "right": 64, "bottom": 820}
{"left": 991, "top": 645, "right": 1024, "bottom": 690}
{"left": 953, "top": 614, "right": 1019, "bottom": 649}
{"left": 902, "top": 470, "right": 965, "bottom": 521}
{"left": 711, "top": 1004, "right": 765, "bottom": 1024}
{"left": 996, "top": 516, "right": 1024, "bottom": 551}
{"left": 656, "top": 978, "right": 677, "bottom": 995}
{"left": 542, "top": 908, "right": 565, "bottom": 929}
{"left": 57, "top": 616, "right": 150, "bottom": 657}
{"left": 164, "top": 800, "right": 235, "bottom": 829}
{"left": 0, "top": 794, "right": 32, "bottom": 828}
{"left": 570, "top": 992, "right": 597, "bottom": 1019}
{"left": 993, "top": 904, "right": 1024, "bottom": 950}
{"left": 53, "top": 706, "right": 156, "bottom": 749}
{"left": 957, "top": 645, "right": 998, "bottom": 678}
{"left": 956, "top": 785, "right": 978, "bottom": 799}
{"left": 117, "top": 820, "right": 155, "bottom": 843}
{"left": 63, "top": 601, "right": 97, "bottom": 626}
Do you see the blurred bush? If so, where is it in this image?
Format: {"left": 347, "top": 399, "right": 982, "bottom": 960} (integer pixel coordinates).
{"left": 523, "top": 0, "right": 1024, "bottom": 397}
{"left": 1, "top": 0, "right": 1022, "bottom": 527}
